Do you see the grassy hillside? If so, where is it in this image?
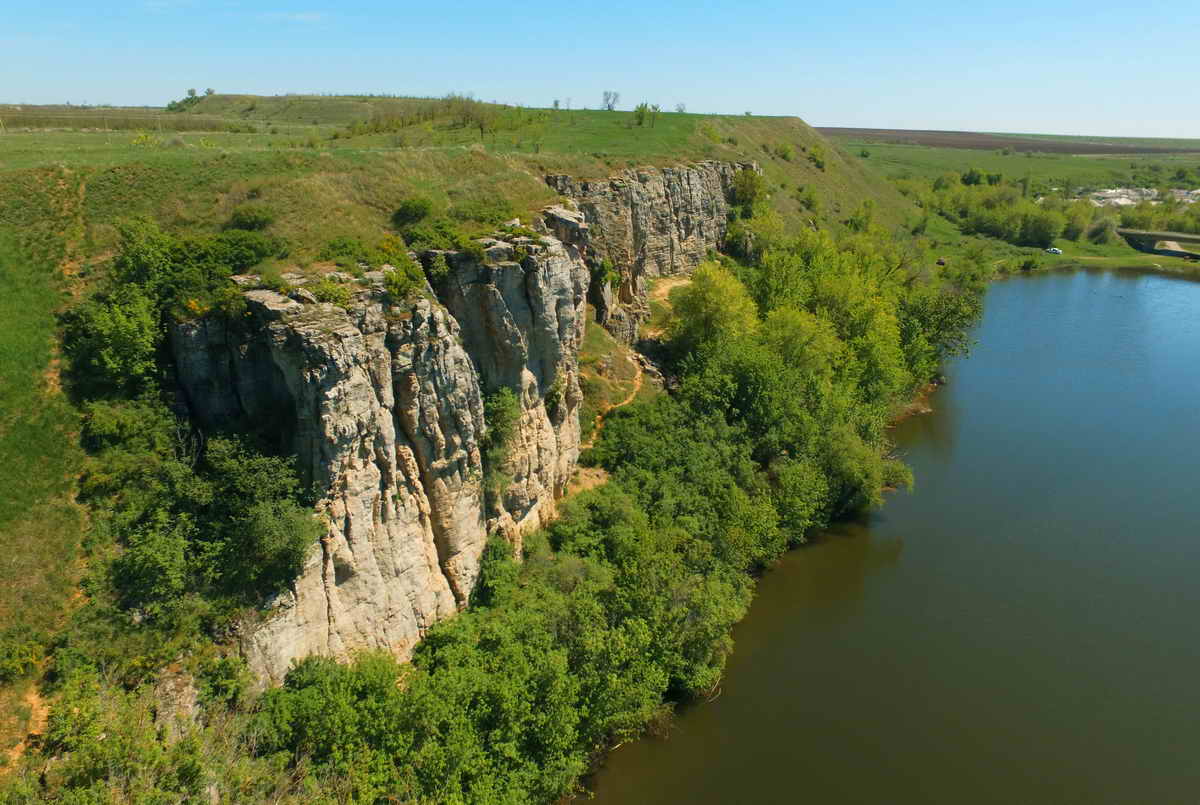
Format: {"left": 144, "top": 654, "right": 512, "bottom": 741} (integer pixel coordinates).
{"left": 2, "top": 94, "right": 918, "bottom": 238}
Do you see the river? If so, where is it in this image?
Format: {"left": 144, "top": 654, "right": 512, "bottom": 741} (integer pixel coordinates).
{"left": 589, "top": 268, "right": 1200, "bottom": 804}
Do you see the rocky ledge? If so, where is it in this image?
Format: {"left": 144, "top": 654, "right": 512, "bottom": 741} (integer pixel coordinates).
{"left": 171, "top": 232, "right": 587, "bottom": 683}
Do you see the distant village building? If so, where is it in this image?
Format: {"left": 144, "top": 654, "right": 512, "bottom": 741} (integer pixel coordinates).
{"left": 1084, "top": 187, "right": 1200, "bottom": 207}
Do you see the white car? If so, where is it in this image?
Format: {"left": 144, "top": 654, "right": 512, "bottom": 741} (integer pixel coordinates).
{"left": 1045, "top": 247, "right": 1063, "bottom": 255}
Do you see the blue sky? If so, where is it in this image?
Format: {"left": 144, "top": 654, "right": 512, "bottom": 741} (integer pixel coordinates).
{"left": 5, "top": 0, "right": 1199, "bottom": 137}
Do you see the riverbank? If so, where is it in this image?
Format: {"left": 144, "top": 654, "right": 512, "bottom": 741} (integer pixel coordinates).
{"left": 588, "top": 268, "right": 1200, "bottom": 804}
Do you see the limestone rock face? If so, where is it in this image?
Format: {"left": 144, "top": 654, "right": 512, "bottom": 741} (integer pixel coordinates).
{"left": 169, "top": 164, "right": 733, "bottom": 682}
{"left": 433, "top": 235, "right": 589, "bottom": 546}
{"left": 546, "top": 161, "right": 753, "bottom": 341}
{"left": 172, "top": 234, "right": 585, "bottom": 682}
{"left": 174, "top": 289, "right": 487, "bottom": 683}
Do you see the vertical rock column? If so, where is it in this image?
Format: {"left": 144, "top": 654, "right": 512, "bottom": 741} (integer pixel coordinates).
{"left": 173, "top": 290, "right": 489, "bottom": 684}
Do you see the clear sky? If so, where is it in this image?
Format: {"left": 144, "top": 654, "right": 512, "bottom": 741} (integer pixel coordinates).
{"left": 5, "top": 0, "right": 1199, "bottom": 137}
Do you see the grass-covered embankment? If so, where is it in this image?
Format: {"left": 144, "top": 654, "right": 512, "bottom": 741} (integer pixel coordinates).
{"left": 0, "top": 208, "right": 86, "bottom": 759}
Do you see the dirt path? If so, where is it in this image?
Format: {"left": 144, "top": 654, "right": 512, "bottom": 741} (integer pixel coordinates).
{"left": 563, "top": 361, "right": 642, "bottom": 499}
{"left": 641, "top": 275, "right": 692, "bottom": 339}
{"left": 580, "top": 356, "right": 643, "bottom": 451}
{"left": 565, "top": 275, "right": 685, "bottom": 498}
{"left": 5, "top": 684, "right": 49, "bottom": 771}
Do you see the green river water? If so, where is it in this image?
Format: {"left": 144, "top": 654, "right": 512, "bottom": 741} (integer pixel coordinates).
{"left": 589, "top": 268, "right": 1200, "bottom": 804}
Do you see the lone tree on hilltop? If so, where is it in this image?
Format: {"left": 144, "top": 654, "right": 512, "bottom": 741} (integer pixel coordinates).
{"left": 602, "top": 90, "right": 620, "bottom": 111}
{"left": 205, "top": 88, "right": 215, "bottom": 96}
{"left": 675, "top": 102, "right": 686, "bottom": 113}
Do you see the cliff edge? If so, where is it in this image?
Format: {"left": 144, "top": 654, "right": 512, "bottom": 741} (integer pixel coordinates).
{"left": 171, "top": 162, "right": 739, "bottom": 682}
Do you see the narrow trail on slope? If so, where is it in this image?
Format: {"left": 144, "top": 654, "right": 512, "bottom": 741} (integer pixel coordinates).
{"left": 580, "top": 356, "right": 643, "bottom": 451}
{"left": 640, "top": 275, "right": 692, "bottom": 339}
{"left": 563, "top": 358, "right": 642, "bottom": 500}
{"left": 5, "top": 684, "right": 49, "bottom": 772}
{"left": 566, "top": 273, "right": 689, "bottom": 498}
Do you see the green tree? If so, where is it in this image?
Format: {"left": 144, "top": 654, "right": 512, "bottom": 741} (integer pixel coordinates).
{"left": 671, "top": 263, "right": 759, "bottom": 354}
{"left": 63, "top": 285, "right": 159, "bottom": 395}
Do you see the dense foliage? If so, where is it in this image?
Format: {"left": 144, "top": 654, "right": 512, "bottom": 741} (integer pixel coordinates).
{"left": 31, "top": 220, "right": 324, "bottom": 693}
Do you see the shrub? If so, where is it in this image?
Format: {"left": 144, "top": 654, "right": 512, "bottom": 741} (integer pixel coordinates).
{"left": 392, "top": 197, "right": 433, "bottom": 229}
{"left": 449, "top": 195, "right": 516, "bottom": 226}
{"left": 732, "top": 168, "right": 767, "bottom": 207}
{"left": 320, "top": 234, "right": 410, "bottom": 269}
{"left": 309, "top": 277, "right": 352, "bottom": 307}
{"left": 808, "top": 144, "right": 826, "bottom": 170}
{"left": 62, "top": 285, "right": 160, "bottom": 396}
{"left": 0, "top": 628, "right": 44, "bottom": 682}
{"left": 773, "top": 143, "right": 794, "bottom": 161}
{"left": 424, "top": 253, "right": 451, "bottom": 284}
{"left": 590, "top": 259, "right": 620, "bottom": 289}
{"left": 227, "top": 204, "right": 275, "bottom": 231}
{"left": 203, "top": 229, "right": 286, "bottom": 269}
{"left": 481, "top": 387, "right": 521, "bottom": 506}
{"left": 400, "top": 219, "right": 460, "bottom": 251}
{"left": 484, "top": 388, "right": 521, "bottom": 455}
{"left": 383, "top": 255, "right": 425, "bottom": 301}
{"left": 794, "top": 185, "right": 820, "bottom": 213}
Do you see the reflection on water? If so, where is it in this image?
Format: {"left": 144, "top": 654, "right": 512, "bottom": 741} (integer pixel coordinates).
{"left": 589, "top": 269, "right": 1200, "bottom": 804}
{"left": 789, "top": 519, "right": 905, "bottom": 623}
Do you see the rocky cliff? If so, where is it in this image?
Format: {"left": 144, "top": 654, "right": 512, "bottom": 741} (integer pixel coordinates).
{"left": 546, "top": 160, "right": 752, "bottom": 342}
{"left": 171, "top": 161, "right": 741, "bottom": 682}
{"left": 172, "top": 233, "right": 587, "bottom": 683}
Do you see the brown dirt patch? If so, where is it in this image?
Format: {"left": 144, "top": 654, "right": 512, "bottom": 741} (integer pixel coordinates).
{"left": 642, "top": 275, "right": 692, "bottom": 339}
{"left": 563, "top": 465, "right": 611, "bottom": 499}
{"left": 890, "top": 381, "right": 939, "bottom": 425}
{"left": 3, "top": 683, "right": 49, "bottom": 773}
{"left": 648, "top": 275, "right": 691, "bottom": 305}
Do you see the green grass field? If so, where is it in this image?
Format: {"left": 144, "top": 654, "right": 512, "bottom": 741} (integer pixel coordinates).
{"left": 0, "top": 230, "right": 85, "bottom": 757}
{"left": 840, "top": 141, "right": 1200, "bottom": 189}
{"left": 0, "top": 94, "right": 921, "bottom": 262}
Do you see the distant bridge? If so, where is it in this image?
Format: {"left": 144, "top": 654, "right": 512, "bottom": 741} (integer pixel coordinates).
{"left": 1116, "top": 228, "right": 1200, "bottom": 254}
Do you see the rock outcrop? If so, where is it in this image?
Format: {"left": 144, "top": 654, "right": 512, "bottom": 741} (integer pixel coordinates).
{"left": 433, "top": 236, "right": 588, "bottom": 545}
{"left": 171, "top": 161, "right": 743, "bottom": 682}
{"left": 546, "top": 161, "right": 753, "bottom": 342}
{"left": 172, "top": 235, "right": 587, "bottom": 683}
